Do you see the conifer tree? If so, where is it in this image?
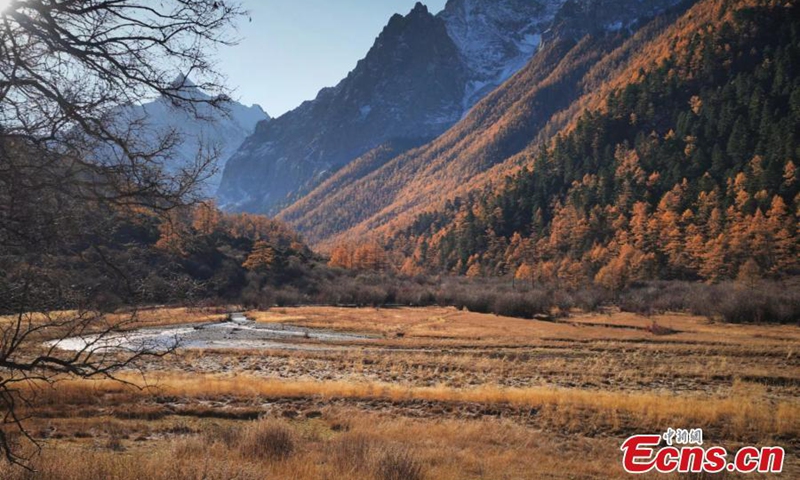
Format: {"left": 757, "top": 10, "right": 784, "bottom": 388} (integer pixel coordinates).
{"left": 242, "top": 241, "right": 277, "bottom": 272}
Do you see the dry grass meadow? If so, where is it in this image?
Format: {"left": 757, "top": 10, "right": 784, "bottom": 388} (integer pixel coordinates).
{"left": 1, "top": 306, "right": 798, "bottom": 479}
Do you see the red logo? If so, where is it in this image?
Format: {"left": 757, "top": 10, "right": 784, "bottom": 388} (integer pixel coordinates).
{"left": 621, "top": 430, "right": 784, "bottom": 474}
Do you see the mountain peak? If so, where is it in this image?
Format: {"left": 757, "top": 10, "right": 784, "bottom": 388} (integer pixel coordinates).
{"left": 385, "top": 1, "right": 434, "bottom": 31}
{"left": 411, "top": 2, "right": 429, "bottom": 15}
{"left": 217, "top": 0, "right": 465, "bottom": 213}
{"left": 217, "top": 0, "right": 687, "bottom": 218}
{"left": 251, "top": 104, "right": 270, "bottom": 119}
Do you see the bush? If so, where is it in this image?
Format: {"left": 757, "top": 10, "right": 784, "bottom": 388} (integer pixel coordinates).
{"left": 239, "top": 281, "right": 274, "bottom": 310}
{"left": 239, "top": 420, "right": 295, "bottom": 461}
{"left": 619, "top": 281, "right": 713, "bottom": 316}
{"left": 243, "top": 270, "right": 799, "bottom": 325}
{"left": 457, "top": 293, "right": 493, "bottom": 314}
{"left": 714, "top": 284, "right": 800, "bottom": 324}
{"left": 105, "top": 435, "right": 125, "bottom": 452}
{"left": 492, "top": 292, "right": 550, "bottom": 319}
{"left": 202, "top": 424, "right": 240, "bottom": 448}
{"left": 618, "top": 287, "right": 656, "bottom": 316}
{"left": 375, "top": 447, "right": 424, "bottom": 480}
{"left": 352, "top": 284, "right": 390, "bottom": 307}
{"left": 274, "top": 287, "right": 304, "bottom": 307}
{"left": 394, "top": 285, "right": 436, "bottom": 306}
{"left": 617, "top": 280, "right": 800, "bottom": 324}
{"left": 569, "top": 287, "right": 613, "bottom": 312}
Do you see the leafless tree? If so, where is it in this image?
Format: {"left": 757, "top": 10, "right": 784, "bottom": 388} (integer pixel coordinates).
{"left": 0, "top": 0, "right": 244, "bottom": 467}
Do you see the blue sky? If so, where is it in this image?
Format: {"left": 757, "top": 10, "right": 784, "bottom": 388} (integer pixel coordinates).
{"left": 218, "top": 1, "right": 449, "bottom": 118}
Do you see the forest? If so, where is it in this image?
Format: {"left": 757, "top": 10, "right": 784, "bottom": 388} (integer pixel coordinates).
{"left": 1, "top": 1, "right": 799, "bottom": 477}
{"left": 7, "top": 2, "right": 799, "bottom": 324}
{"left": 386, "top": 1, "right": 799, "bottom": 290}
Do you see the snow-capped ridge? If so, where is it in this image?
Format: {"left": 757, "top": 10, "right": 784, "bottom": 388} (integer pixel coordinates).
{"left": 217, "top": 0, "right": 689, "bottom": 215}
{"left": 438, "top": 0, "right": 568, "bottom": 110}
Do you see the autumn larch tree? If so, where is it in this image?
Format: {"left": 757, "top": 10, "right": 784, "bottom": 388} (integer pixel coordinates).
{"left": 243, "top": 241, "right": 278, "bottom": 272}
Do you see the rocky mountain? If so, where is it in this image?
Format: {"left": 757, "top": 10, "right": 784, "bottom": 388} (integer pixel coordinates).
{"left": 274, "top": 0, "right": 687, "bottom": 246}
{"left": 218, "top": 3, "right": 466, "bottom": 212}
{"left": 220, "top": 1, "right": 617, "bottom": 212}
{"left": 443, "top": 0, "right": 688, "bottom": 105}
{"left": 118, "top": 77, "right": 269, "bottom": 192}
{"left": 219, "top": 0, "right": 687, "bottom": 219}
{"left": 440, "top": 0, "right": 567, "bottom": 109}
{"left": 384, "top": 0, "right": 800, "bottom": 282}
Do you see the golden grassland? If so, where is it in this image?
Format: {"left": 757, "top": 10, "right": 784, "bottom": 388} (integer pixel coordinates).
{"left": 1, "top": 413, "right": 629, "bottom": 480}
{"left": 28, "top": 372, "right": 800, "bottom": 441}
{"left": 250, "top": 305, "right": 800, "bottom": 347}
{"left": 2, "top": 306, "right": 799, "bottom": 478}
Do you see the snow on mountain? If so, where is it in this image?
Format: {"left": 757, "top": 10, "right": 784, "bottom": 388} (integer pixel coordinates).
{"left": 438, "top": 0, "right": 567, "bottom": 110}
{"left": 218, "top": 0, "right": 686, "bottom": 215}
{"left": 437, "top": 0, "right": 684, "bottom": 112}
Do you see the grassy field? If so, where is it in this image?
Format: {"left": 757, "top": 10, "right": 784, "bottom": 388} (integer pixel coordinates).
{"left": 2, "top": 306, "right": 798, "bottom": 479}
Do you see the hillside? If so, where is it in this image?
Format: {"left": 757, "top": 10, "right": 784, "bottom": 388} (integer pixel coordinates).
{"left": 219, "top": 0, "right": 674, "bottom": 215}
{"left": 217, "top": 3, "right": 467, "bottom": 213}
{"left": 387, "top": 0, "right": 800, "bottom": 284}
{"left": 281, "top": 0, "right": 689, "bottom": 247}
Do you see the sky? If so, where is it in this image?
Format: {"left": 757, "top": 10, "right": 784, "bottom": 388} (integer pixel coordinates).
{"left": 218, "top": 1, "right": 449, "bottom": 118}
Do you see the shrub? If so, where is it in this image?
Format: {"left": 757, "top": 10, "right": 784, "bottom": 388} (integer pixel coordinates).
{"left": 646, "top": 321, "right": 676, "bottom": 336}
{"left": 566, "top": 287, "right": 612, "bottom": 312}
{"left": 202, "top": 424, "right": 240, "bottom": 448}
{"left": 458, "top": 293, "right": 493, "bottom": 314}
{"left": 618, "top": 288, "right": 655, "bottom": 316}
{"left": 240, "top": 283, "right": 274, "bottom": 310}
{"left": 375, "top": 447, "right": 424, "bottom": 480}
{"left": 714, "top": 284, "right": 800, "bottom": 324}
{"left": 105, "top": 435, "right": 125, "bottom": 452}
{"left": 394, "top": 285, "right": 436, "bottom": 306}
{"left": 352, "top": 285, "right": 390, "bottom": 307}
{"left": 619, "top": 281, "right": 713, "bottom": 316}
{"left": 239, "top": 419, "right": 295, "bottom": 461}
{"left": 492, "top": 292, "right": 550, "bottom": 319}
{"left": 616, "top": 280, "right": 800, "bottom": 324}
{"left": 274, "top": 287, "right": 304, "bottom": 307}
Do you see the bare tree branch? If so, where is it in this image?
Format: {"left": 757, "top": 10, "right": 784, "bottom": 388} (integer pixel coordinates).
{"left": 0, "top": 0, "right": 244, "bottom": 468}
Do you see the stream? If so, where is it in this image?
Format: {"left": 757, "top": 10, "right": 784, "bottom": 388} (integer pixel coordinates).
{"left": 47, "top": 313, "right": 376, "bottom": 352}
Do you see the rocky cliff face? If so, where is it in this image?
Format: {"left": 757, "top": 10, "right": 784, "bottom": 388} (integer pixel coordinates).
{"left": 549, "top": 0, "right": 683, "bottom": 39}
{"left": 217, "top": 3, "right": 466, "bottom": 212}
{"left": 219, "top": 0, "right": 685, "bottom": 215}
{"left": 440, "top": 0, "right": 567, "bottom": 109}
